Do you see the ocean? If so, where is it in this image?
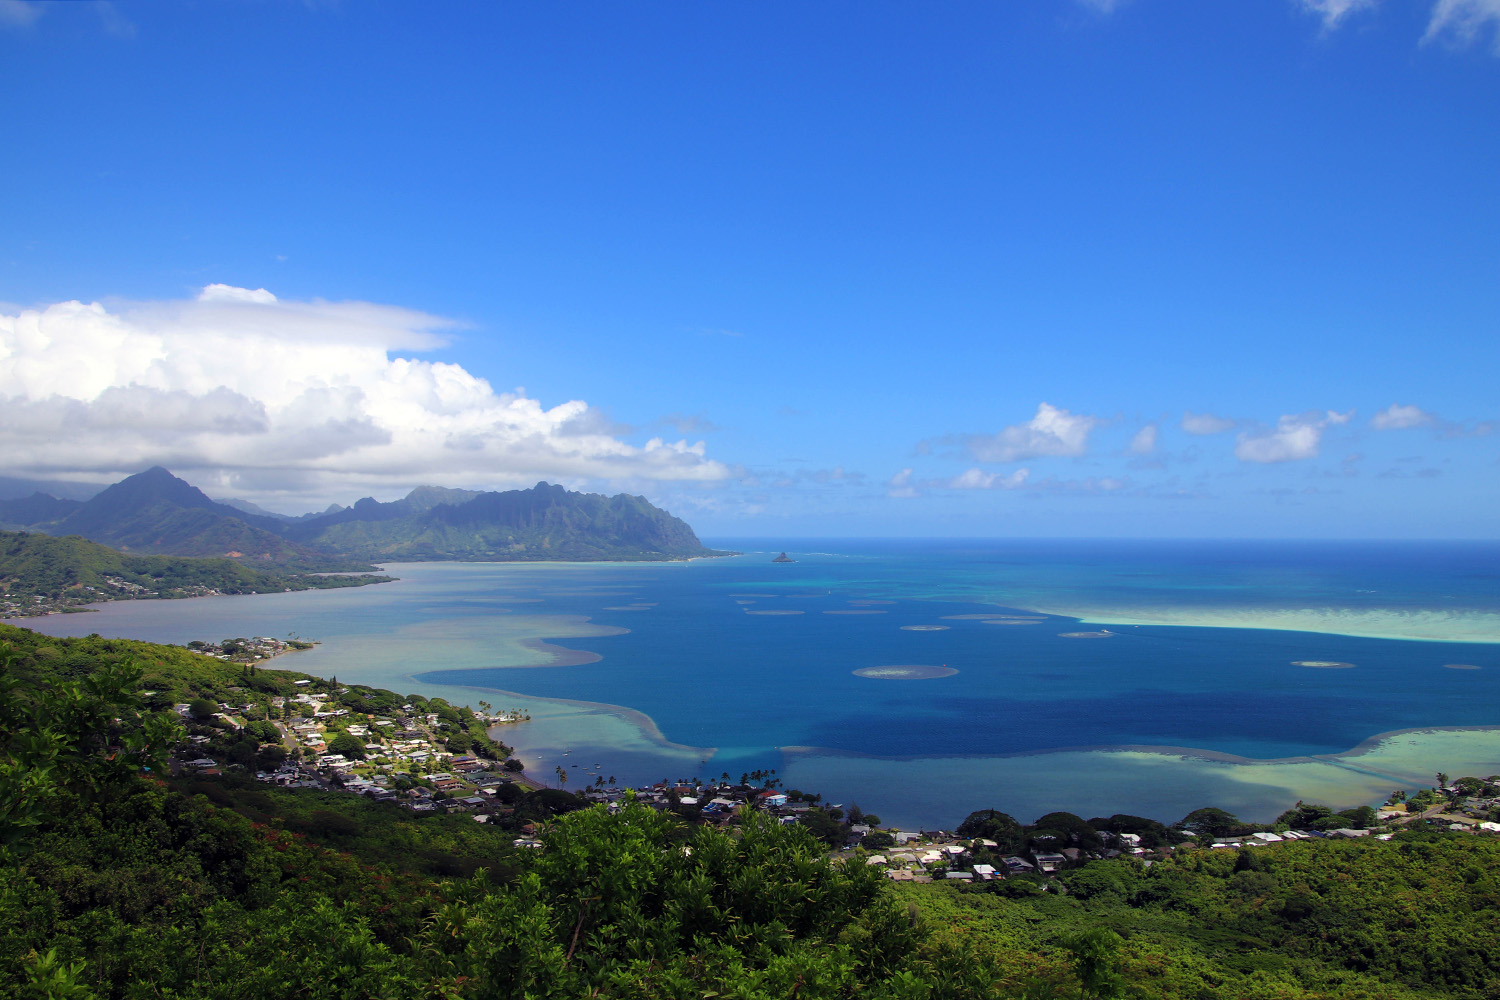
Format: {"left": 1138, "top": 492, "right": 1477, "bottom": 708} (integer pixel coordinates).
{"left": 15, "top": 538, "right": 1500, "bottom": 829}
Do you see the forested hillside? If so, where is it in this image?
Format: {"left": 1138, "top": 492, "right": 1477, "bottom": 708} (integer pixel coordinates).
{"left": 4, "top": 625, "right": 1500, "bottom": 999}
{"left": 0, "top": 530, "right": 391, "bottom": 615}
{"left": 1, "top": 468, "right": 726, "bottom": 565}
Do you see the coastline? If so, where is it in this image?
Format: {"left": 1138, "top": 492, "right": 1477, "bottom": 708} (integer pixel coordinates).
{"left": 12, "top": 550, "right": 1499, "bottom": 829}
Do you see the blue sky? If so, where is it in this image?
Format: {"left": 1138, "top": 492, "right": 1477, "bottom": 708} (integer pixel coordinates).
{"left": 1, "top": 0, "right": 1497, "bottom": 538}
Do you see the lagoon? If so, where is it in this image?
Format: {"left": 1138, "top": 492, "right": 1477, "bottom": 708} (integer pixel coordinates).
{"left": 17, "top": 538, "right": 1500, "bottom": 828}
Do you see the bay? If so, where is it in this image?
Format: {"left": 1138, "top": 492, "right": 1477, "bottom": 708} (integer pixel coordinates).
{"left": 16, "top": 538, "right": 1500, "bottom": 829}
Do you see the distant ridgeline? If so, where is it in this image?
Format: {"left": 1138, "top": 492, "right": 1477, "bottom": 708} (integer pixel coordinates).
{"left": 0, "top": 530, "right": 393, "bottom": 614}
{"left": 0, "top": 466, "right": 728, "bottom": 565}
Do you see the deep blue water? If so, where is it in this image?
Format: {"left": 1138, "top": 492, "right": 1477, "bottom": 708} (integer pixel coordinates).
{"left": 418, "top": 539, "right": 1500, "bottom": 766}
{"left": 17, "top": 538, "right": 1500, "bottom": 816}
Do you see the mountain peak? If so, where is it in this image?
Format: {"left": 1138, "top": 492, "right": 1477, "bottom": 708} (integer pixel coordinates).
{"left": 100, "top": 467, "right": 218, "bottom": 510}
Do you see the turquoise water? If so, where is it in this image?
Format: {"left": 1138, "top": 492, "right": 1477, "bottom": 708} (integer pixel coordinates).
{"left": 16, "top": 539, "right": 1500, "bottom": 827}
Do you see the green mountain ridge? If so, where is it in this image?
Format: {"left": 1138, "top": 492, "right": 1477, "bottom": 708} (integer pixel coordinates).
{"left": 1, "top": 468, "right": 725, "bottom": 564}
{"left": 289, "top": 481, "right": 719, "bottom": 561}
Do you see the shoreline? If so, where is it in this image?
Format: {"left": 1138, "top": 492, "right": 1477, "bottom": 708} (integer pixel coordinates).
{"left": 11, "top": 552, "right": 1498, "bottom": 826}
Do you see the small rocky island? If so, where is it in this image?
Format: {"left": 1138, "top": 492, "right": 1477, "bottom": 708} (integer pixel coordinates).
{"left": 772, "top": 552, "right": 796, "bottom": 563}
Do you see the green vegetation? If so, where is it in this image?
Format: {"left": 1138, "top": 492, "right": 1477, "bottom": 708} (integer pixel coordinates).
{"left": 3, "top": 468, "right": 731, "bottom": 567}
{"left": 0, "top": 530, "right": 391, "bottom": 613}
{"left": 5, "top": 623, "right": 1500, "bottom": 999}
{"left": 893, "top": 830, "right": 1500, "bottom": 999}
{"left": 283, "top": 480, "right": 731, "bottom": 561}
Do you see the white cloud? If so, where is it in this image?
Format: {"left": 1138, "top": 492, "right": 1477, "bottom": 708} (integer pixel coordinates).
{"left": 887, "top": 468, "right": 919, "bottom": 499}
{"left": 1129, "top": 424, "right": 1158, "bottom": 454}
{"left": 1181, "top": 411, "right": 1236, "bottom": 435}
{"left": 199, "top": 283, "right": 277, "bottom": 305}
{"left": 1424, "top": 0, "right": 1500, "bottom": 53}
{"left": 1297, "top": 0, "right": 1377, "bottom": 30}
{"left": 1371, "top": 403, "right": 1436, "bottom": 430}
{"left": 1234, "top": 410, "right": 1353, "bottom": 463}
{"left": 0, "top": 287, "right": 730, "bottom": 501}
{"left": 0, "top": 0, "right": 41, "bottom": 28}
{"left": 965, "top": 403, "right": 1100, "bottom": 463}
{"left": 948, "top": 468, "right": 1031, "bottom": 490}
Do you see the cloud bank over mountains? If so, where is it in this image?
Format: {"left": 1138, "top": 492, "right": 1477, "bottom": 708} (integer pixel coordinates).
{"left": 0, "top": 284, "right": 1480, "bottom": 524}
{"left": 0, "top": 286, "right": 728, "bottom": 502}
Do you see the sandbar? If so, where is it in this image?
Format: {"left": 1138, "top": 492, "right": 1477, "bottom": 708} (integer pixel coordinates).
{"left": 853, "top": 665, "right": 959, "bottom": 680}
{"left": 900, "top": 625, "right": 950, "bottom": 631}
{"left": 1292, "top": 660, "right": 1356, "bottom": 669}
{"left": 1013, "top": 600, "right": 1500, "bottom": 644}
{"left": 745, "top": 609, "right": 804, "bottom": 615}
{"left": 1059, "top": 630, "right": 1114, "bottom": 638}
{"left": 824, "top": 609, "right": 887, "bottom": 615}
{"left": 779, "top": 725, "right": 1500, "bottom": 829}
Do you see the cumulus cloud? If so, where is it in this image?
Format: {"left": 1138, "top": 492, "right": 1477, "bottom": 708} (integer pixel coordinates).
{"left": 0, "top": 287, "right": 729, "bottom": 501}
{"left": 948, "top": 468, "right": 1031, "bottom": 490}
{"left": 887, "top": 468, "right": 919, "bottom": 499}
{"left": 1297, "top": 0, "right": 1377, "bottom": 30}
{"left": 1234, "top": 410, "right": 1353, "bottom": 463}
{"left": 1129, "top": 424, "right": 1158, "bottom": 454}
{"left": 1371, "top": 403, "right": 1436, "bottom": 430}
{"left": 1181, "top": 411, "right": 1236, "bottom": 435}
{"left": 962, "top": 403, "right": 1100, "bottom": 463}
{"left": 1424, "top": 0, "right": 1500, "bottom": 53}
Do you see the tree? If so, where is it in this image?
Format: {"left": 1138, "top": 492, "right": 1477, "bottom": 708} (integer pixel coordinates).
{"left": 1180, "top": 807, "right": 1242, "bottom": 837}
{"left": 244, "top": 719, "right": 280, "bottom": 743}
{"left": 187, "top": 698, "right": 219, "bottom": 721}
{"left": 1032, "top": 811, "right": 1102, "bottom": 851}
{"left": 327, "top": 732, "right": 365, "bottom": 760}
{"left": 1064, "top": 927, "right": 1125, "bottom": 999}
{"left": 1, "top": 642, "right": 181, "bottom": 852}
{"left": 957, "top": 809, "right": 1024, "bottom": 851}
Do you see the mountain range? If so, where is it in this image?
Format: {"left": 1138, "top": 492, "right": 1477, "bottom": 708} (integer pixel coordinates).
{"left": 0, "top": 467, "right": 723, "bottom": 564}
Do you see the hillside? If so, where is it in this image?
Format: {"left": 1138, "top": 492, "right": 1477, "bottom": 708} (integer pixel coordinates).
{"left": 2, "top": 468, "right": 726, "bottom": 564}
{"left": 5, "top": 624, "right": 1500, "bottom": 999}
{"left": 287, "top": 481, "right": 720, "bottom": 561}
{"left": 0, "top": 530, "right": 391, "bottom": 615}
{"left": 39, "top": 466, "right": 340, "bottom": 564}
